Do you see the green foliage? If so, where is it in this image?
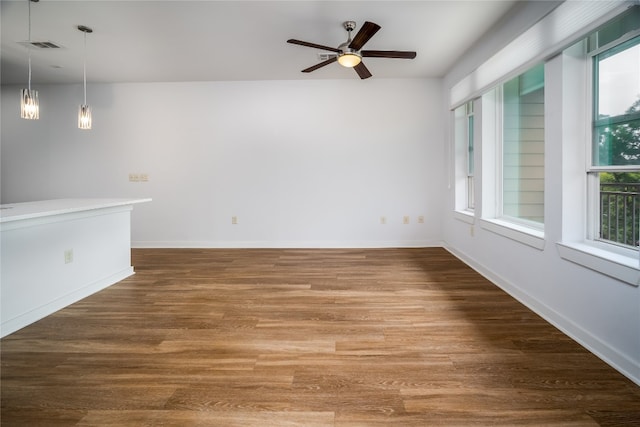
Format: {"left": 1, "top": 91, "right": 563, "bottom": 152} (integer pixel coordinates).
{"left": 600, "top": 171, "right": 640, "bottom": 247}
{"left": 600, "top": 171, "right": 640, "bottom": 183}
{"left": 597, "top": 98, "right": 640, "bottom": 166}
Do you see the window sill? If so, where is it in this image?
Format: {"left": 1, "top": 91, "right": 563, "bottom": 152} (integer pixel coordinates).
{"left": 557, "top": 242, "right": 639, "bottom": 287}
{"left": 453, "top": 210, "right": 475, "bottom": 224}
{"left": 480, "top": 218, "right": 545, "bottom": 250}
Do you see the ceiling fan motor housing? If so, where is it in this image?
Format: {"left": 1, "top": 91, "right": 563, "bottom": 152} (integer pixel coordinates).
{"left": 338, "top": 42, "right": 360, "bottom": 56}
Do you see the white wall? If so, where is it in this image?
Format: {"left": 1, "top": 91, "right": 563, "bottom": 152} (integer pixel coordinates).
{"left": 1, "top": 78, "right": 443, "bottom": 247}
{"left": 442, "top": 4, "right": 640, "bottom": 385}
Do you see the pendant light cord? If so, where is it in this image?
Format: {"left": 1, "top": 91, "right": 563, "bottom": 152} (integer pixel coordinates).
{"left": 27, "top": 0, "right": 32, "bottom": 91}
{"left": 28, "top": 52, "right": 32, "bottom": 91}
{"left": 83, "top": 30, "right": 87, "bottom": 105}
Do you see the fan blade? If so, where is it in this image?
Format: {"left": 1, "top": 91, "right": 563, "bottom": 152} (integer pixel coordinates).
{"left": 287, "top": 39, "right": 341, "bottom": 53}
{"left": 362, "top": 50, "right": 417, "bottom": 59}
{"left": 349, "top": 21, "right": 381, "bottom": 51}
{"left": 353, "top": 61, "right": 372, "bottom": 79}
{"left": 302, "top": 57, "right": 338, "bottom": 73}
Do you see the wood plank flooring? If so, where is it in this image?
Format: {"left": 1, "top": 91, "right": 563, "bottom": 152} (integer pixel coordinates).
{"left": 2, "top": 247, "right": 639, "bottom": 426}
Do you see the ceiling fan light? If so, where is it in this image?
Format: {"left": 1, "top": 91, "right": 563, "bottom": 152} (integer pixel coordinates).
{"left": 338, "top": 52, "right": 361, "bottom": 68}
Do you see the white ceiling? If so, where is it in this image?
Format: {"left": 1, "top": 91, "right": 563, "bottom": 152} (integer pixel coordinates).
{"left": 1, "top": 0, "right": 518, "bottom": 85}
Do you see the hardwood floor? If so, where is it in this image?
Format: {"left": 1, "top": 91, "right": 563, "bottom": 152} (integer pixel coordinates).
{"left": 2, "top": 248, "right": 639, "bottom": 426}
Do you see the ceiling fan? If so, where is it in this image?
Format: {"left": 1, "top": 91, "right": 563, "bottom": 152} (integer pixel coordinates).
{"left": 287, "top": 21, "right": 417, "bottom": 79}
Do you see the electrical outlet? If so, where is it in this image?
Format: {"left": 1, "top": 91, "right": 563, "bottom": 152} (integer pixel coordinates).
{"left": 129, "top": 173, "right": 139, "bottom": 182}
{"left": 140, "top": 174, "right": 149, "bottom": 182}
{"left": 64, "top": 249, "right": 73, "bottom": 264}
{"left": 403, "top": 216, "right": 410, "bottom": 224}
{"left": 418, "top": 215, "right": 425, "bottom": 224}
{"left": 231, "top": 216, "right": 238, "bottom": 225}
{"left": 380, "top": 216, "right": 387, "bottom": 225}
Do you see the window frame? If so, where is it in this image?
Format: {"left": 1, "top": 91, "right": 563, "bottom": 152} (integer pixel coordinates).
{"left": 479, "top": 64, "right": 546, "bottom": 250}
{"left": 466, "top": 102, "right": 475, "bottom": 211}
{"left": 453, "top": 100, "right": 477, "bottom": 224}
{"left": 557, "top": 14, "right": 640, "bottom": 287}
{"left": 499, "top": 63, "right": 545, "bottom": 227}
{"left": 586, "top": 32, "right": 640, "bottom": 251}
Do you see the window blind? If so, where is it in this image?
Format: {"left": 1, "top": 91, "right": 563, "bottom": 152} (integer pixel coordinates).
{"left": 450, "top": 0, "right": 635, "bottom": 109}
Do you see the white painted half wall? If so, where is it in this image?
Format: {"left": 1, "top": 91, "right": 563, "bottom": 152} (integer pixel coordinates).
{"left": 1, "top": 79, "right": 443, "bottom": 248}
{"left": 0, "top": 199, "right": 148, "bottom": 337}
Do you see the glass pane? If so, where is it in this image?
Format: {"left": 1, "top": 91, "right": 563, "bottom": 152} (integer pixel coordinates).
{"left": 467, "top": 109, "right": 474, "bottom": 210}
{"left": 587, "top": 6, "right": 640, "bottom": 53}
{"left": 467, "top": 175, "right": 475, "bottom": 210}
{"left": 502, "top": 64, "right": 545, "bottom": 224}
{"left": 598, "top": 172, "right": 640, "bottom": 248}
{"left": 595, "top": 118, "right": 640, "bottom": 166}
{"left": 593, "top": 37, "right": 640, "bottom": 166}
{"left": 467, "top": 114, "right": 474, "bottom": 176}
{"left": 597, "top": 37, "right": 640, "bottom": 118}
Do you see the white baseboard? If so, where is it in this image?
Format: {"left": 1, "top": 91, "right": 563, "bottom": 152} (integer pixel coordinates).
{"left": 444, "top": 244, "right": 640, "bottom": 387}
{"left": 132, "top": 240, "right": 443, "bottom": 249}
{"left": 0, "top": 267, "right": 134, "bottom": 338}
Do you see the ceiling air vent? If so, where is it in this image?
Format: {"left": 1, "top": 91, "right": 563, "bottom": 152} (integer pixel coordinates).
{"left": 18, "top": 40, "right": 62, "bottom": 49}
{"left": 317, "top": 53, "right": 337, "bottom": 61}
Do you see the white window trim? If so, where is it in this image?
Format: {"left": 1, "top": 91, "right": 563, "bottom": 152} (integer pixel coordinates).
{"left": 453, "top": 210, "right": 475, "bottom": 225}
{"left": 481, "top": 218, "right": 545, "bottom": 250}
{"left": 557, "top": 241, "right": 639, "bottom": 287}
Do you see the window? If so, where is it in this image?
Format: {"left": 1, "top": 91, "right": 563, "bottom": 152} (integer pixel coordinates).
{"left": 466, "top": 102, "right": 475, "bottom": 210}
{"left": 477, "top": 63, "right": 545, "bottom": 249}
{"left": 556, "top": 6, "right": 640, "bottom": 286}
{"left": 501, "top": 64, "right": 545, "bottom": 226}
{"left": 453, "top": 101, "right": 475, "bottom": 217}
{"left": 589, "top": 34, "right": 640, "bottom": 250}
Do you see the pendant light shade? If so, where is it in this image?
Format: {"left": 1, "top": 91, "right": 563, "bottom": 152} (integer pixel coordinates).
{"left": 78, "top": 25, "right": 93, "bottom": 130}
{"left": 20, "top": 0, "right": 39, "bottom": 120}
{"left": 21, "top": 88, "right": 39, "bottom": 120}
{"left": 78, "top": 104, "right": 91, "bottom": 129}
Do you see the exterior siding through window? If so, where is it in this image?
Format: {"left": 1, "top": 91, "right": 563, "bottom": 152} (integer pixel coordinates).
{"left": 502, "top": 69, "right": 545, "bottom": 223}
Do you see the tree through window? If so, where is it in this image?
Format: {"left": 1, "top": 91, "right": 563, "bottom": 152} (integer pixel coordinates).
{"left": 591, "top": 34, "right": 640, "bottom": 248}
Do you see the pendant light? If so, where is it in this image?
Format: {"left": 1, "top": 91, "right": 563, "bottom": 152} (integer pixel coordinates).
{"left": 78, "top": 25, "right": 93, "bottom": 130}
{"left": 20, "top": 0, "right": 39, "bottom": 120}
